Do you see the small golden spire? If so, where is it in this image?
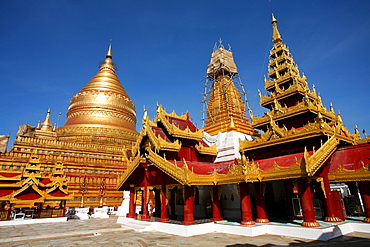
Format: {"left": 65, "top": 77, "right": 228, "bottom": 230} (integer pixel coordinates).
{"left": 106, "top": 39, "right": 112, "bottom": 58}
{"left": 41, "top": 108, "right": 53, "bottom": 131}
{"left": 271, "top": 14, "right": 282, "bottom": 43}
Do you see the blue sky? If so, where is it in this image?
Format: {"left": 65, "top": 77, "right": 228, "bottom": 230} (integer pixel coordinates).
{"left": 1, "top": 0, "right": 369, "bottom": 146}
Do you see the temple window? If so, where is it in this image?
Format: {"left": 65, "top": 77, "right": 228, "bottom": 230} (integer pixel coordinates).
{"left": 74, "top": 197, "right": 79, "bottom": 201}
{"left": 16, "top": 166, "right": 20, "bottom": 170}
{"left": 2, "top": 165, "right": 6, "bottom": 169}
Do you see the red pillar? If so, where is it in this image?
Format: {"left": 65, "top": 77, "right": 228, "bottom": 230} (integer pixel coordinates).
{"left": 321, "top": 169, "right": 341, "bottom": 222}
{"left": 255, "top": 182, "right": 270, "bottom": 223}
{"left": 158, "top": 175, "right": 169, "bottom": 222}
{"left": 284, "top": 179, "right": 295, "bottom": 220}
{"left": 126, "top": 185, "right": 136, "bottom": 218}
{"left": 358, "top": 181, "right": 370, "bottom": 223}
{"left": 210, "top": 185, "right": 223, "bottom": 221}
{"left": 297, "top": 178, "right": 320, "bottom": 227}
{"left": 141, "top": 167, "right": 150, "bottom": 220}
{"left": 181, "top": 185, "right": 196, "bottom": 225}
{"left": 239, "top": 183, "right": 255, "bottom": 225}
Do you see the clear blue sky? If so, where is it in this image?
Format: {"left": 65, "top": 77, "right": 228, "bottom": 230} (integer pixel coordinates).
{"left": 1, "top": 0, "right": 369, "bottom": 146}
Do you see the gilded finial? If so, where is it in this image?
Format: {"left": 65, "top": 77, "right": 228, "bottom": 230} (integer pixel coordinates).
{"left": 354, "top": 125, "right": 359, "bottom": 135}
{"left": 330, "top": 102, "right": 334, "bottom": 113}
{"left": 337, "top": 110, "right": 343, "bottom": 123}
{"left": 271, "top": 14, "right": 282, "bottom": 43}
{"left": 106, "top": 39, "right": 112, "bottom": 58}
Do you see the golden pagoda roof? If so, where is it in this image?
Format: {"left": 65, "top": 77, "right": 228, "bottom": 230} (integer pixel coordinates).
{"left": 204, "top": 44, "right": 253, "bottom": 136}
{"left": 57, "top": 41, "right": 138, "bottom": 146}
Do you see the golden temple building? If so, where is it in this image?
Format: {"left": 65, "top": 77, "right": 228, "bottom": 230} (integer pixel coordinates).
{"left": 0, "top": 42, "right": 138, "bottom": 210}
{"left": 0, "top": 12, "right": 369, "bottom": 228}
{"left": 116, "top": 14, "right": 370, "bottom": 228}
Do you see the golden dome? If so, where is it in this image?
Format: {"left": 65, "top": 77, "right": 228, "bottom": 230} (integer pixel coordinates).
{"left": 57, "top": 42, "right": 138, "bottom": 146}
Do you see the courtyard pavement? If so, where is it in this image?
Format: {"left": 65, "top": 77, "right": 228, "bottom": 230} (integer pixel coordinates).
{"left": 0, "top": 216, "right": 369, "bottom": 247}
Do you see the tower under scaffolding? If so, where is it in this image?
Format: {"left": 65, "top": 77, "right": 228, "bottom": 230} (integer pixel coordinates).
{"left": 201, "top": 41, "right": 254, "bottom": 136}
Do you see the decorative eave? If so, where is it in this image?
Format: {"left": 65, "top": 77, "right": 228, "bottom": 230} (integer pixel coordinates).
{"left": 328, "top": 162, "right": 370, "bottom": 182}
{"left": 259, "top": 83, "right": 314, "bottom": 107}
{"left": 118, "top": 148, "right": 326, "bottom": 187}
{"left": 131, "top": 116, "right": 181, "bottom": 157}
{"left": 304, "top": 135, "right": 339, "bottom": 176}
{"left": 116, "top": 153, "right": 144, "bottom": 189}
{"left": 155, "top": 105, "right": 204, "bottom": 141}
{"left": 264, "top": 73, "right": 304, "bottom": 91}
{"left": 9, "top": 197, "right": 44, "bottom": 204}
{"left": 145, "top": 148, "right": 188, "bottom": 185}
{"left": 21, "top": 173, "right": 41, "bottom": 185}
{"left": 0, "top": 171, "right": 22, "bottom": 181}
{"left": 194, "top": 142, "right": 217, "bottom": 156}
{"left": 252, "top": 100, "right": 336, "bottom": 129}
{"left": 146, "top": 125, "right": 182, "bottom": 153}
{"left": 45, "top": 186, "right": 70, "bottom": 199}
{"left": 11, "top": 183, "right": 44, "bottom": 198}
{"left": 240, "top": 154, "right": 307, "bottom": 182}
{"left": 241, "top": 120, "right": 353, "bottom": 152}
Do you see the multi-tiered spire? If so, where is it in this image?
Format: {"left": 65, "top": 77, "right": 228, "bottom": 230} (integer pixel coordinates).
{"left": 251, "top": 15, "right": 352, "bottom": 135}
{"left": 241, "top": 14, "right": 355, "bottom": 160}
{"left": 203, "top": 42, "right": 253, "bottom": 136}
{"left": 57, "top": 41, "right": 138, "bottom": 146}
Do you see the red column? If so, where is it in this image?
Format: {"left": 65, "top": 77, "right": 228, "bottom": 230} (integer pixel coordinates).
{"left": 255, "top": 182, "right": 269, "bottom": 223}
{"left": 158, "top": 175, "right": 169, "bottom": 222}
{"left": 126, "top": 185, "right": 136, "bottom": 218}
{"left": 210, "top": 185, "right": 223, "bottom": 221}
{"left": 358, "top": 181, "right": 370, "bottom": 223}
{"left": 141, "top": 167, "right": 150, "bottom": 220}
{"left": 297, "top": 178, "right": 320, "bottom": 227}
{"left": 321, "top": 170, "right": 341, "bottom": 222}
{"left": 181, "top": 185, "right": 196, "bottom": 225}
{"left": 239, "top": 183, "right": 255, "bottom": 225}
{"left": 284, "top": 179, "right": 295, "bottom": 220}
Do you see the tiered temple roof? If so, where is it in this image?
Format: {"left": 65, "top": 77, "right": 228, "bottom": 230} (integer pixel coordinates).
{"left": 204, "top": 43, "right": 253, "bottom": 136}
{"left": 0, "top": 151, "right": 71, "bottom": 209}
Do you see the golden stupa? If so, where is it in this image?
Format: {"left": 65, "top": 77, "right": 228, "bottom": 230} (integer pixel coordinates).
{"left": 57, "top": 42, "right": 138, "bottom": 146}
{"left": 204, "top": 44, "right": 254, "bottom": 136}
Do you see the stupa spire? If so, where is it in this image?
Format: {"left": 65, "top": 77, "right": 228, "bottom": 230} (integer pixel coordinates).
{"left": 271, "top": 14, "right": 282, "bottom": 43}
{"left": 203, "top": 42, "right": 253, "bottom": 136}
{"left": 40, "top": 108, "right": 53, "bottom": 131}
{"left": 106, "top": 39, "right": 112, "bottom": 58}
